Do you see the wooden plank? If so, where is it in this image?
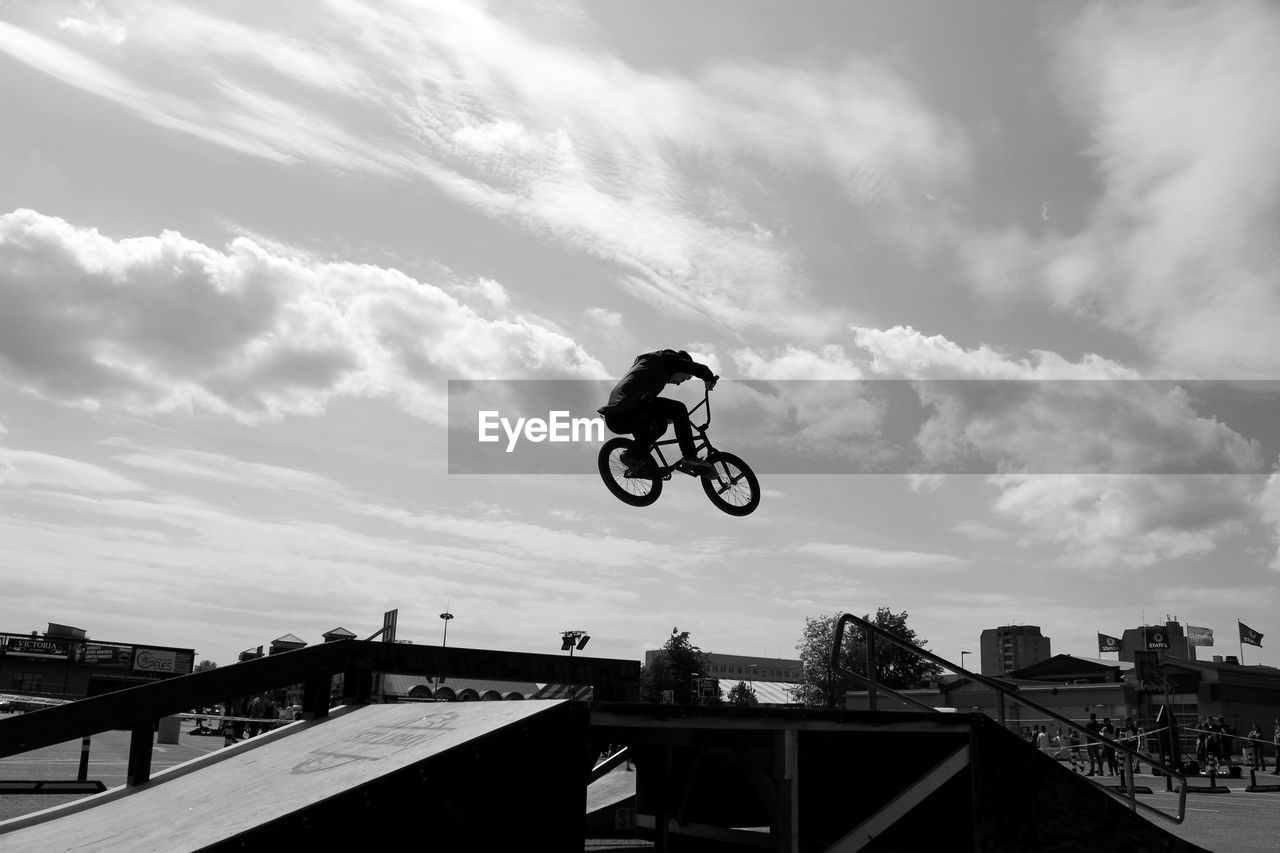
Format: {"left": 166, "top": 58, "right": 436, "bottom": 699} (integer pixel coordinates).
{"left": 0, "top": 701, "right": 565, "bottom": 850}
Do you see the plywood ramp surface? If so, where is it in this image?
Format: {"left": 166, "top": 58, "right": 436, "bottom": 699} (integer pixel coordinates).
{"left": 0, "top": 701, "right": 564, "bottom": 852}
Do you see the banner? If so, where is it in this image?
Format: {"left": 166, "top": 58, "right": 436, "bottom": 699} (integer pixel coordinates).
{"left": 4, "top": 636, "right": 71, "bottom": 659}
{"left": 132, "top": 648, "right": 178, "bottom": 674}
{"left": 1239, "top": 621, "right": 1264, "bottom": 648}
{"left": 83, "top": 643, "right": 134, "bottom": 668}
{"left": 1186, "top": 625, "right": 1214, "bottom": 647}
{"left": 1144, "top": 627, "right": 1170, "bottom": 650}
{"left": 1098, "top": 633, "right": 1122, "bottom": 654}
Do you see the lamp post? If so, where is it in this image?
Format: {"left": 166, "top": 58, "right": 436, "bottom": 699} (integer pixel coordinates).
{"left": 960, "top": 651, "right": 971, "bottom": 712}
{"left": 436, "top": 610, "right": 453, "bottom": 700}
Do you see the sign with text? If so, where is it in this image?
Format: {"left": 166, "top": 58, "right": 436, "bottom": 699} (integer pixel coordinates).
{"left": 1144, "top": 627, "right": 1170, "bottom": 650}
{"left": 131, "top": 648, "right": 193, "bottom": 674}
{"left": 4, "top": 636, "right": 71, "bottom": 659}
{"left": 84, "top": 643, "right": 133, "bottom": 668}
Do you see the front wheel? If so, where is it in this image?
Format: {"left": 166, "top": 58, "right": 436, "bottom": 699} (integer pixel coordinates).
{"left": 701, "top": 452, "right": 760, "bottom": 516}
{"left": 598, "top": 437, "right": 663, "bottom": 507}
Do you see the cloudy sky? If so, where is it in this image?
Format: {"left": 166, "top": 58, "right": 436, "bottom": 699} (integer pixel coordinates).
{"left": 3, "top": 0, "right": 1280, "bottom": 673}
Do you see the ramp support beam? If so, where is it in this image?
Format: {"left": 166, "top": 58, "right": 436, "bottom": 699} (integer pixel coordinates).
{"left": 125, "top": 720, "right": 154, "bottom": 786}
{"left": 825, "top": 744, "right": 971, "bottom": 853}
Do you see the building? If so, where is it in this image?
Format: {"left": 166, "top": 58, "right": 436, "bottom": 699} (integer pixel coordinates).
{"left": 643, "top": 650, "right": 802, "bottom": 683}
{"left": 843, "top": 652, "right": 1280, "bottom": 765}
{"left": 643, "top": 650, "right": 803, "bottom": 705}
{"left": 1116, "top": 621, "right": 1193, "bottom": 662}
{"left": 1, "top": 622, "right": 195, "bottom": 704}
{"left": 980, "top": 625, "right": 1051, "bottom": 676}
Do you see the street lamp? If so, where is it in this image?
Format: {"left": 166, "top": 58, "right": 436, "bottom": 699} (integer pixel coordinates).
{"left": 560, "top": 630, "right": 590, "bottom": 656}
{"left": 435, "top": 610, "right": 454, "bottom": 701}
{"left": 439, "top": 611, "right": 454, "bottom": 646}
{"left": 960, "top": 651, "right": 971, "bottom": 712}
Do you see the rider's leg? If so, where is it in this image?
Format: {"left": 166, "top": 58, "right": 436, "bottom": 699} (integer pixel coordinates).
{"left": 651, "top": 398, "right": 697, "bottom": 457}
{"left": 651, "top": 398, "right": 715, "bottom": 476}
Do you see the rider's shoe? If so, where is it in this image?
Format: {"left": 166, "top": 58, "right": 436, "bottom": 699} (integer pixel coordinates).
{"left": 678, "top": 457, "right": 716, "bottom": 478}
{"left": 620, "top": 449, "right": 647, "bottom": 469}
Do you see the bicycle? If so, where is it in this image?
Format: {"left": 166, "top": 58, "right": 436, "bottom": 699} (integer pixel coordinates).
{"left": 596, "top": 383, "right": 760, "bottom": 516}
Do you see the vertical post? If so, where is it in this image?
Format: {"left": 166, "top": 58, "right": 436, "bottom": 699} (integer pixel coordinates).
{"left": 126, "top": 721, "right": 154, "bottom": 786}
{"left": 865, "top": 628, "right": 878, "bottom": 713}
{"left": 656, "top": 744, "right": 673, "bottom": 851}
{"left": 775, "top": 729, "right": 799, "bottom": 853}
{"left": 1126, "top": 752, "right": 1136, "bottom": 811}
{"left": 77, "top": 736, "right": 91, "bottom": 782}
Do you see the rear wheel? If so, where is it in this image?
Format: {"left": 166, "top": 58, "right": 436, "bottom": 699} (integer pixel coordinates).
{"left": 598, "top": 437, "right": 662, "bottom": 507}
{"left": 701, "top": 451, "right": 760, "bottom": 516}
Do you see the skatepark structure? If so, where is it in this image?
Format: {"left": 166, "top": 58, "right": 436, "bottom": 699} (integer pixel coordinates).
{"left": 0, "top": 626, "right": 1212, "bottom": 850}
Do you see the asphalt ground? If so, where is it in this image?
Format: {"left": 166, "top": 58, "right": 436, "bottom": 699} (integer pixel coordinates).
{"left": 2, "top": 713, "right": 1277, "bottom": 851}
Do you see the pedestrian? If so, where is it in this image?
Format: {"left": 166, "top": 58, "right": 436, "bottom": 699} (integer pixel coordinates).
{"left": 1248, "top": 723, "right": 1264, "bottom": 770}
{"left": 1069, "top": 729, "right": 1083, "bottom": 772}
{"left": 1085, "top": 712, "right": 1103, "bottom": 776}
{"left": 1272, "top": 719, "right": 1280, "bottom": 775}
{"left": 1102, "top": 717, "right": 1119, "bottom": 776}
{"left": 246, "top": 694, "right": 264, "bottom": 738}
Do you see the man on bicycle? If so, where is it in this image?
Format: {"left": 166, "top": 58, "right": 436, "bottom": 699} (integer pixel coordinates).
{"left": 598, "top": 349, "right": 718, "bottom": 477}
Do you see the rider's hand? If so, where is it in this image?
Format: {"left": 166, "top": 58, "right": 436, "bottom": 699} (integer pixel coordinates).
{"left": 706, "top": 375, "right": 719, "bottom": 390}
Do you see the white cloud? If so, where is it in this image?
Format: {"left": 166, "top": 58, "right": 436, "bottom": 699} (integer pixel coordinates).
{"left": 991, "top": 474, "right": 1253, "bottom": 570}
{"left": 846, "top": 324, "right": 1276, "bottom": 568}
{"left": 1258, "top": 468, "right": 1280, "bottom": 570}
{"left": 57, "top": 1, "right": 127, "bottom": 45}
{"left": 0, "top": 3, "right": 971, "bottom": 336}
{"left": 584, "top": 307, "right": 622, "bottom": 329}
{"left": 959, "top": 0, "right": 1280, "bottom": 376}
{"left": 0, "top": 209, "right": 604, "bottom": 422}
{"left": 0, "top": 448, "right": 146, "bottom": 493}
{"left": 794, "top": 541, "right": 969, "bottom": 572}
{"left": 731, "top": 345, "right": 864, "bottom": 380}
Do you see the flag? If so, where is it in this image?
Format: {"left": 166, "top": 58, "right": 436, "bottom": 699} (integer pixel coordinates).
{"left": 1239, "top": 621, "right": 1264, "bottom": 648}
{"left": 1186, "top": 625, "right": 1214, "bottom": 647}
{"left": 1098, "top": 633, "right": 1122, "bottom": 654}
{"left": 1144, "top": 626, "right": 1170, "bottom": 650}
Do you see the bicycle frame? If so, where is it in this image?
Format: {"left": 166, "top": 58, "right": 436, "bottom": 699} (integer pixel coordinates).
{"left": 641, "top": 387, "right": 715, "bottom": 475}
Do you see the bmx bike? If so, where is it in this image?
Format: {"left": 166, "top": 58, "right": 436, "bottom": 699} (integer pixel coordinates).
{"left": 596, "top": 384, "right": 760, "bottom": 516}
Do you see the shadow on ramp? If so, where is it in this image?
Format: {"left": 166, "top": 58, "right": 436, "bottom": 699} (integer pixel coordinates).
{"left": 0, "top": 700, "right": 588, "bottom": 851}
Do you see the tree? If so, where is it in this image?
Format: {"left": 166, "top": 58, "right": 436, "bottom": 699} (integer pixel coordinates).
{"left": 793, "top": 608, "right": 943, "bottom": 709}
{"left": 640, "top": 629, "right": 717, "bottom": 704}
{"left": 194, "top": 660, "right": 217, "bottom": 672}
{"left": 727, "top": 680, "right": 759, "bottom": 706}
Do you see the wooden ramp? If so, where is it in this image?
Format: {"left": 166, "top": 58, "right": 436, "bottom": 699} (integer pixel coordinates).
{"left": 590, "top": 703, "right": 1208, "bottom": 852}
{"left": 0, "top": 700, "right": 589, "bottom": 852}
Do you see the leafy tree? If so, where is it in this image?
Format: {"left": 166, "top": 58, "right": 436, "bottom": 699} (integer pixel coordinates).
{"left": 641, "top": 629, "right": 717, "bottom": 704}
{"left": 727, "top": 680, "right": 759, "bottom": 706}
{"left": 793, "top": 608, "right": 943, "bottom": 709}
{"left": 194, "top": 660, "right": 217, "bottom": 672}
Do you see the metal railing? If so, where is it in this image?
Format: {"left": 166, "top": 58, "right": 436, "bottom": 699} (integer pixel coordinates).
{"left": 0, "top": 639, "right": 640, "bottom": 787}
{"left": 829, "top": 612, "right": 1188, "bottom": 825}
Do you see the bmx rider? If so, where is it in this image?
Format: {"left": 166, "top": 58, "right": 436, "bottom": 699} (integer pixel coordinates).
{"left": 598, "top": 349, "right": 718, "bottom": 477}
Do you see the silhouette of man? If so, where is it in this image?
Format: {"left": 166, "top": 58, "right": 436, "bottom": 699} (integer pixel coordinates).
{"left": 599, "top": 349, "right": 718, "bottom": 476}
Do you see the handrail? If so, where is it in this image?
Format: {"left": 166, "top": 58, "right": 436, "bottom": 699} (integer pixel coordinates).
{"left": 0, "top": 640, "right": 641, "bottom": 786}
{"left": 829, "top": 612, "right": 1188, "bottom": 825}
